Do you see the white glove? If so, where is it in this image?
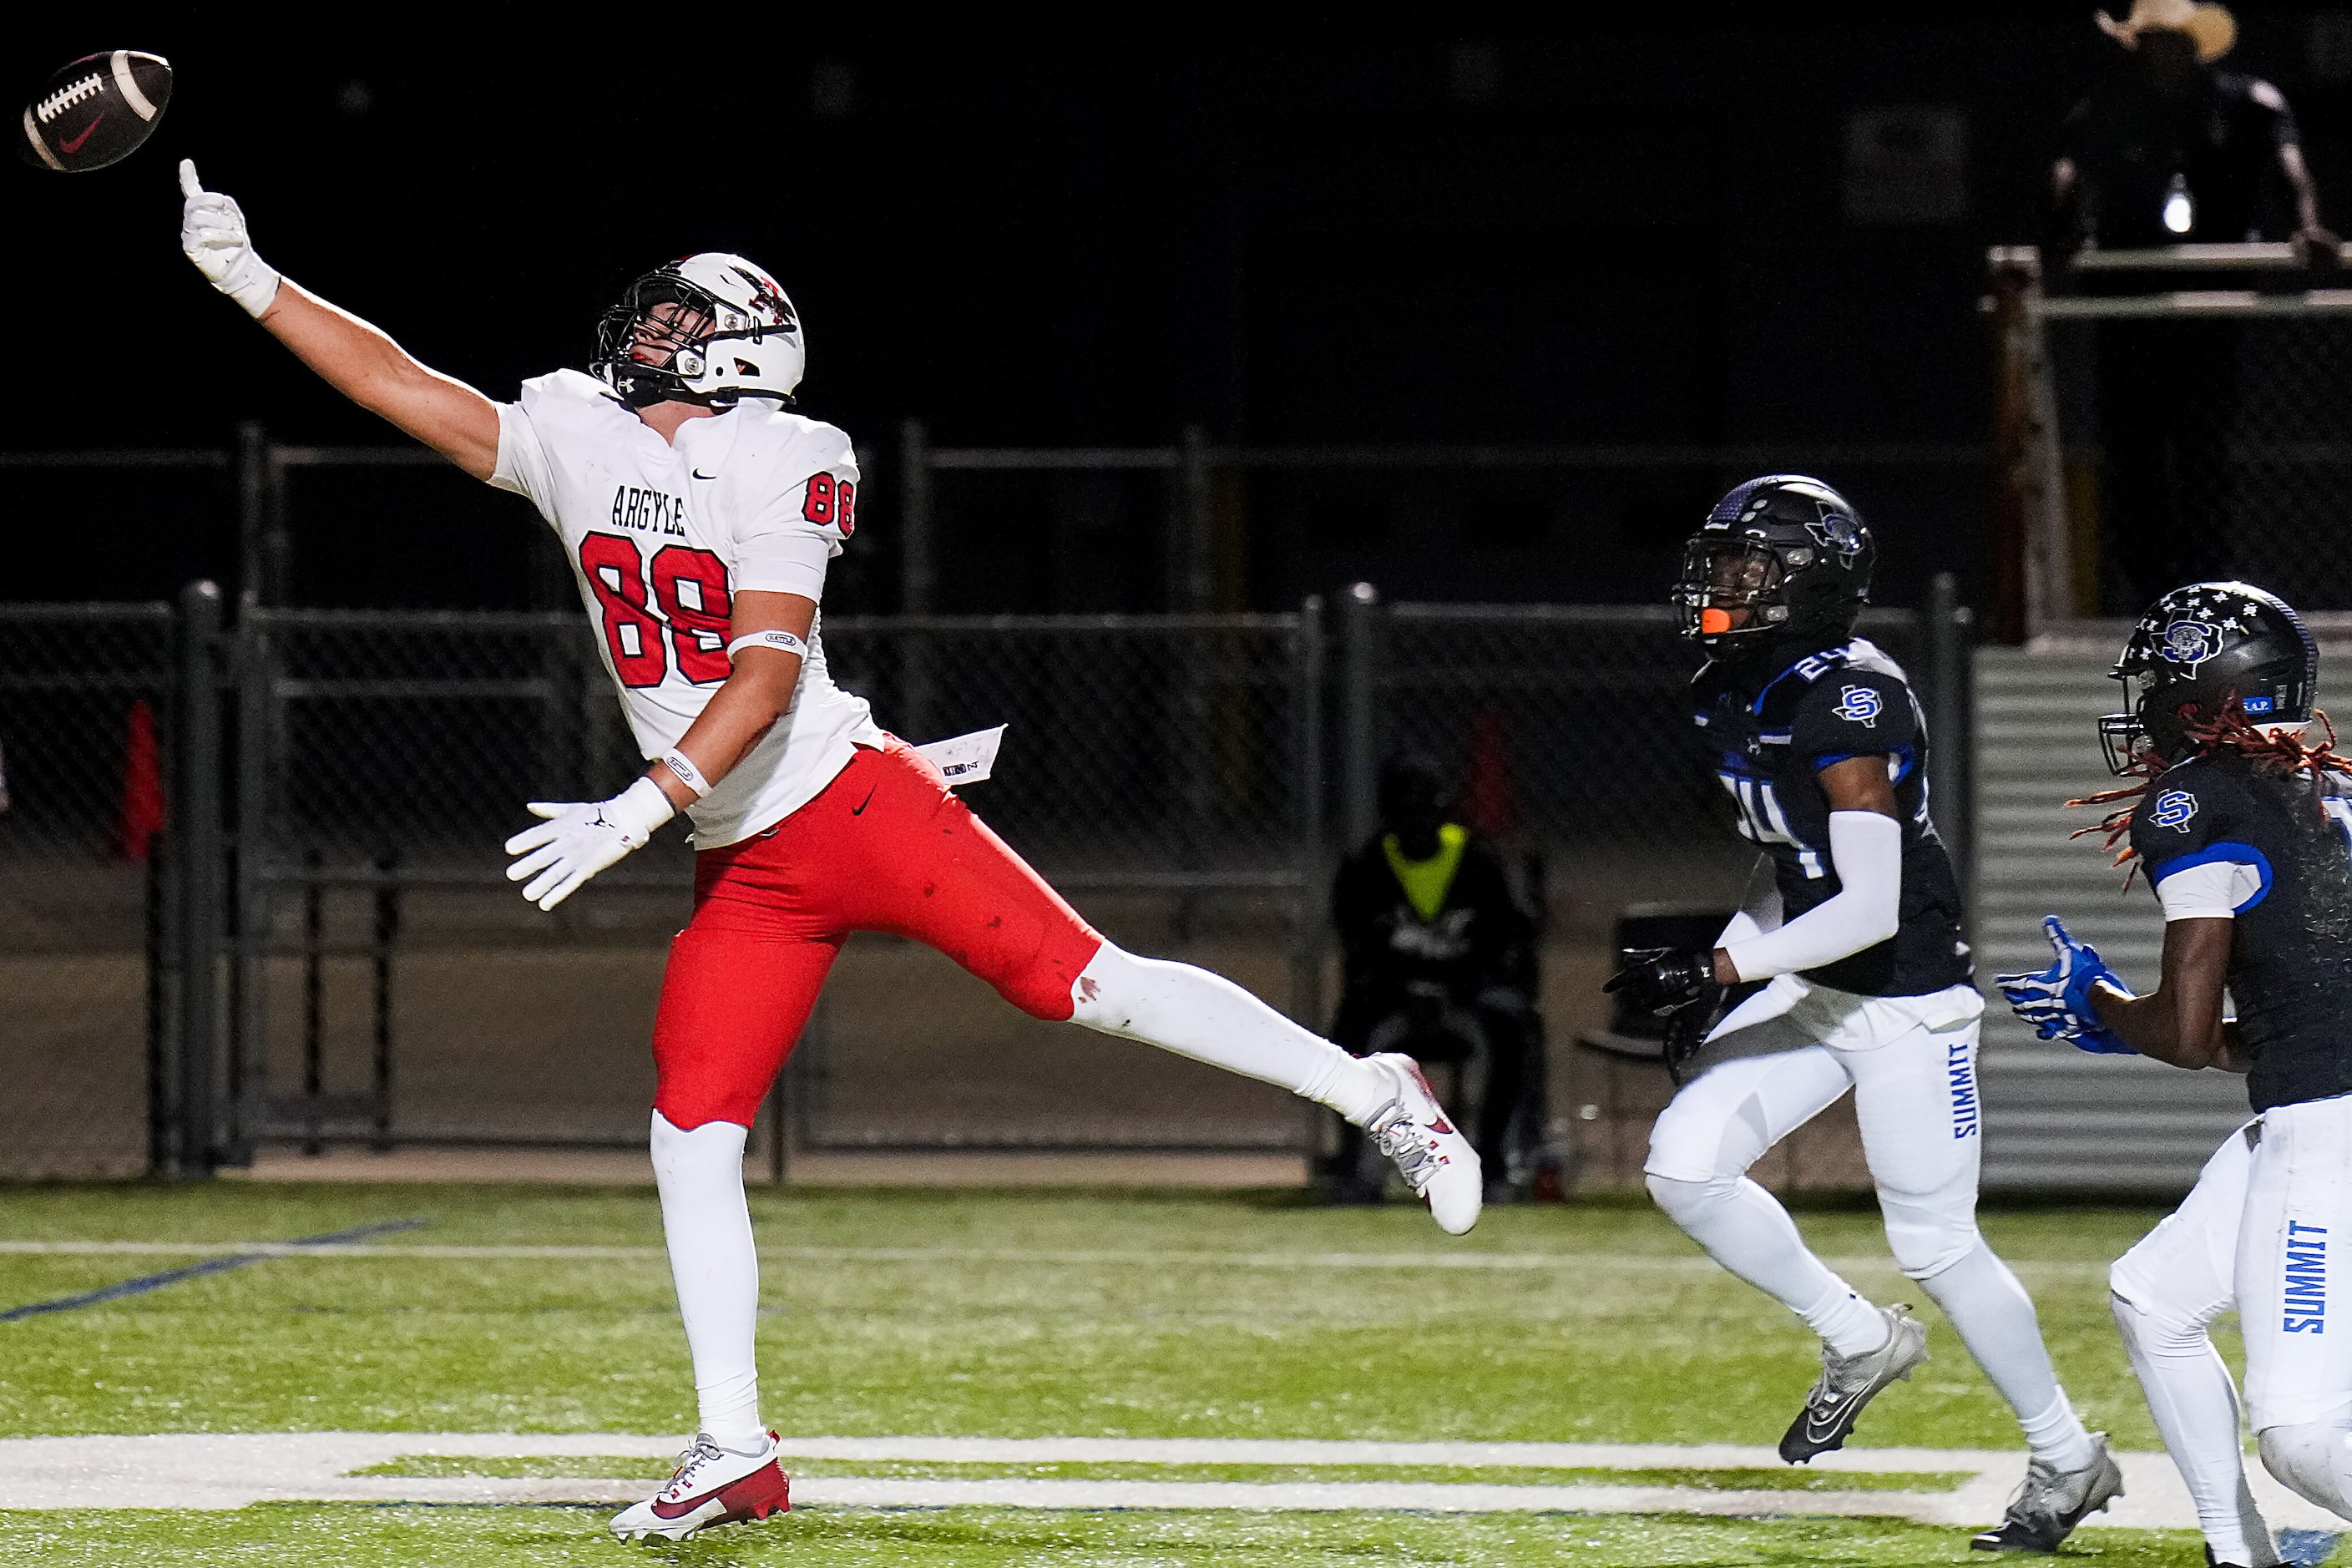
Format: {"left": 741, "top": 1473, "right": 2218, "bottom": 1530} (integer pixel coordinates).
{"left": 503, "top": 776, "right": 675, "bottom": 911}
{"left": 179, "top": 159, "right": 281, "bottom": 318}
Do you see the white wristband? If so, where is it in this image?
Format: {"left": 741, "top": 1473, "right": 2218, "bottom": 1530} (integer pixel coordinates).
{"left": 729, "top": 629, "right": 808, "bottom": 660}
{"left": 659, "top": 751, "right": 711, "bottom": 800}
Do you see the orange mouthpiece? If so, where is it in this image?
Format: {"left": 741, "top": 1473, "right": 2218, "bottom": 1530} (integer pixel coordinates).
{"left": 1701, "top": 608, "right": 1733, "bottom": 635}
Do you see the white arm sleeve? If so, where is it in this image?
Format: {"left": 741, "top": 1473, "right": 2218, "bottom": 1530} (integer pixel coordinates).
{"left": 1715, "top": 854, "right": 1783, "bottom": 948}
{"left": 2155, "top": 857, "right": 2265, "bottom": 921}
{"left": 1721, "top": 811, "right": 1903, "bottom": 982}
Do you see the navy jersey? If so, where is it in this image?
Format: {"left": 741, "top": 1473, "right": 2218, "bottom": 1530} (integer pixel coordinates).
{"left": 2128, "top": 754, "right": 2352, "bottom": 1113}
{"left": 1692, "top": 637, "right": 1970, "bottom": 998}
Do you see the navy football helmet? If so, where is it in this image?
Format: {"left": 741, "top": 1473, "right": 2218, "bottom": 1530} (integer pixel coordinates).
{"left": 1675, "top": 475, "right": 1874, "bottom": 655}
{"left": 2100, "top": 580, "right": 2316, "bottom": 774}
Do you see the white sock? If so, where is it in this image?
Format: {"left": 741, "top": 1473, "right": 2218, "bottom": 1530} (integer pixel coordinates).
{"left": 1646, "top": 1173, "right": 1889, "bottom": 1358}
{"left": 1918, "top": 1242, "right": 2091, "bottom": 1470}
{"left": 2259, "top": 1421, "right": 2352, "bottom": 1523}
{"left": 2112, "top": 1292, "right": 2280, "bottom": 1566}
{"left": 650, "top": 1110, "right": 766, "bottom": 1452}
{"left": 1070, "top": 943, "right": 1388, "bottom": 1124}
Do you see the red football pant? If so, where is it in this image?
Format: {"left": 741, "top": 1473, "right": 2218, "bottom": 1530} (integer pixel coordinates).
{"left": 651, "top": 737, "right": 1105, "bottom": 1130}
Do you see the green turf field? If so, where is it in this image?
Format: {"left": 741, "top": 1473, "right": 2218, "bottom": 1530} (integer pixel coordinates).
{"left": 0, "top": 1505, "right": 2255, "bottom": 1566}
{"left": 0, "top": 1183, "right": 2316, "bottom": 1565}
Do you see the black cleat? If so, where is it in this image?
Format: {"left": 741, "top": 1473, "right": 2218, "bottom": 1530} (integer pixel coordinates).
{"left": 1970, "top": 1434, "right": 2125, "bottom": 1552}
{"left": 1778, "top": 1304, "right": 1930, "bottom": 1464}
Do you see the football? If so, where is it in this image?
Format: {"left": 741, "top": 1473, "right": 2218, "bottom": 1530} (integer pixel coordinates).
{"left": 18, "top": 51, "right": 173, "bottom": 173}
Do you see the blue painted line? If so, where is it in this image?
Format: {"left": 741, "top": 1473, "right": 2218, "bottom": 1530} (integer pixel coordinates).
{"left": 0, "top": 1218, "right": 427, "bottom": 1323}
{"left": 2279, "top": 1528, "right": 2339, "bottom": 1567}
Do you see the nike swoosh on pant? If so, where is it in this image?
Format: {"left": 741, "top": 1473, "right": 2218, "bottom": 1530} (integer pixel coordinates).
{"left": 850, "top": 786, "right": 878, "bottom": 816}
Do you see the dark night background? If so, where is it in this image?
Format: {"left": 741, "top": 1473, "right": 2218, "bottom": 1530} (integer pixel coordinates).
{"left": 8, "top": 6, "right": 2351, "bottom": 618}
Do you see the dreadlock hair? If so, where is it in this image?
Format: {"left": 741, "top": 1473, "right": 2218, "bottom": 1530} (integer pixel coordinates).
{"left": 2069, "top": 701, "right": 2352, "bottom": 888}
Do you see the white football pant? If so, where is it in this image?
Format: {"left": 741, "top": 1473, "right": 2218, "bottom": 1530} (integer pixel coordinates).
{"left": 2108, "top": 1124, "right": 2280, "bottom": 1565}
{"left": 1645, "top": 974, "right": 2090, "bottom": 1467}
{"left": 2121, "top": 1095, "right": 2352, "bottom": 1530}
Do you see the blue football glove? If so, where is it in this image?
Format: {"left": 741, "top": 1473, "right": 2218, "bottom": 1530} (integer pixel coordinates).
{"left": 1993, "top": 915, "right": 2135, "bottom": 1055}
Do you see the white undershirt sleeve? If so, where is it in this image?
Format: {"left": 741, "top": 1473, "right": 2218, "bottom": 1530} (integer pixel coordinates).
{"left": 1715, "top": 853, "right": 1784, "bottom": 948}
{"left": 2154, "top": 857, "right": 2264, "bottom": 921}
{"left": 1721, "top": 811, "right": 1903, "bottom": 982}
{"left": 731, "top": 527, "right": 834, "bottom": 600}
{"left": 488, "top": 400, "right": 555, "bottom": 504}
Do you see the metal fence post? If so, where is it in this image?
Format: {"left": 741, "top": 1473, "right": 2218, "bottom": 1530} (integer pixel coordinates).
{"left": 900, "top": 419, "right": 933, "bottom": 615}
{"left": 1291, "top": 596, "right": 1327, "bottom": 1033}
{"left": 1922, "top": 572, "right": 1974, "bottom": 899}
{"left": 1171, "top": 426, "right": 1212, "bottom": 613}
{"left": 1338, "top": 583, "right": 1382, "bottom": 850}
{"left": 145, "top": 817, "right": 180, "bottom": 1178}
{"left": 899, "top": 421, "right": 936, "bottom": 742}
{"left": 175, "top": 580, "right": 225, "bottom": 1179}
{"left": 236, "top": 424, "right": 267, "bottom": 607}
{"left": 230, "top": 595, "right": 271, "bottom": 1161}
{"left": 1919, "top": 580, "right": 1975, "bottom": 930}
{"left": 302, "top": 847, "right": 325, "bottom": 1156}
{"left": 372, "top": 849, "right": 400, "bottom": 1154}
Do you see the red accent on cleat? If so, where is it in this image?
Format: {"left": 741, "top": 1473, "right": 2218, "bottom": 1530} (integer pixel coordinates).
{"left": 719, "top": 1462, "right": 790, "bottom": 1522}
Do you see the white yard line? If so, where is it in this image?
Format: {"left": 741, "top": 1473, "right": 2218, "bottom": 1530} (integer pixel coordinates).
{"left": 0, "top": 1240, "right": 2115, "bottom": 1276}
{"left": 0, "top": 1432, "right": 2337, "bottom": 1531}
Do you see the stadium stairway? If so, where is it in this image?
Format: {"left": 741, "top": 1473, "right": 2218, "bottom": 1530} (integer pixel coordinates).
{"left": 1973, "top": 640, "right": 2251, "bottom": 1193}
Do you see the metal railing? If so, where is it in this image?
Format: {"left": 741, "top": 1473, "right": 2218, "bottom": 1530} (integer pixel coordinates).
{"left": 1989, "top": 243, "right": 2352, "bottom": 638}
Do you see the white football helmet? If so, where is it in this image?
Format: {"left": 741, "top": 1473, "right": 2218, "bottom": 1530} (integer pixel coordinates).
{"left": 592, "top": 252, "right": 804, "bottom": 407}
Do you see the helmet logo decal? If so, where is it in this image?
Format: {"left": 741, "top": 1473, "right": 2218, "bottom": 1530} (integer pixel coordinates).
{"left": 2151, "top": 788, "right": 2198, "bottom": 831}
{"left": 1832, "top": 685, "right": 1882, "bottom": 727}
{"left": 1805, "top": 508, "right": 1864, "bottom": 561}
{"left": 2158, "top": 620, "right": 2222, "bottom": 667}
{"left": 726, "top": 266, "right": 798, "bottom": 333}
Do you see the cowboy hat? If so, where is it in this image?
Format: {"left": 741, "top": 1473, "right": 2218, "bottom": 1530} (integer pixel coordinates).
{"left": 2097, "top": 0, "right": 2237, "bottom": 63}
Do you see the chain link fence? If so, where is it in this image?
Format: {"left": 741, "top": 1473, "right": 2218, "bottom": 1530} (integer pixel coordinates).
{"left": 2056, "top": 311, "right": 2352, "bottom": 614}
{"left": 6, "top": 589, "right": 1969, "bottom": 1181}
{"left": 791, "top": 615, "right": 1323, "bottom": 1151}
{"left": 1358, "top": 603, "right": 1947, "bottom": 853}
{"left": 1993, "top": 247, "right": 2352, "bottom": 634}
{"left": 0, "top": 604, "right": 174, "bottom": 1177}
{"left": 220, "top": 608, "right": 1324, "bottom": 1160}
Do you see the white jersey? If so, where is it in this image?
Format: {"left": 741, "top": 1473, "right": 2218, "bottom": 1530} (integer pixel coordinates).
{"left": 488, "top": 369, "right": 883, "bottom": 847}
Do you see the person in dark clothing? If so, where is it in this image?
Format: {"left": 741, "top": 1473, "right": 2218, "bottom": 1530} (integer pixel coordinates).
{"left": 1328, "top": 756, "right": 1540, "bottom": 1202}
{"left": 2053, "top": 2, "right": 2330, "bottom": 258}
{"left": 2048, "top": 1, "right": 2340, "bottom": 614}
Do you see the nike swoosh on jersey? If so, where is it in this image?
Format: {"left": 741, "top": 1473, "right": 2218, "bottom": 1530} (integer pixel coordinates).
{"left": 58, "top": 114, "right": 104, "bottom": 154}
{"left": 692, "top": 469, "right": 717, "bottom": 480}
{"left": 850, "top": 785, "right": 878, "bottom": 816}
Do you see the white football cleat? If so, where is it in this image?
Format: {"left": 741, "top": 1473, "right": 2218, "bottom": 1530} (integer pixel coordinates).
{"left": 609, "top": 1431, "right": 790, "bottom": 1542}
{"left": 1362, "top": 1053, "right": 1482, "bottom": 1234}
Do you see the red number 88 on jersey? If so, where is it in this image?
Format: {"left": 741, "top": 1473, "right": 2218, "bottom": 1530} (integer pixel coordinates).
{"left": 578, "top": 535, "right": 733, "bottom": 688}
{"left": 802, "top": 473, "right": 855, "bottom": 534}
